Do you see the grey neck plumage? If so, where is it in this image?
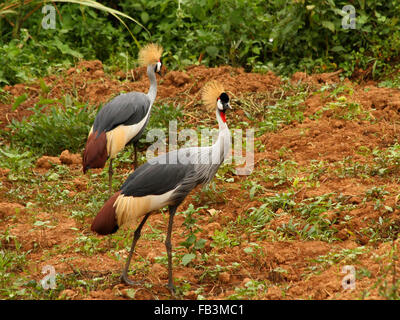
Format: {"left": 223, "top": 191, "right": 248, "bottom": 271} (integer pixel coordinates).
{"left": 190, "top": 109, "right": 231, "bottom": 186}
{"left": 213, "top": 109, "right": 231, "bottom": 164}
{"left": 146, "top": 64, "right": 157, "bottom": 105}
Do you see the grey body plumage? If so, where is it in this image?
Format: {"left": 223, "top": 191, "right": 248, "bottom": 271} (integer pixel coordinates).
{"left": 121, "top": 140, "right": 229, "bottom": 205}
{"left": 84, "top": 62, "right": 161, "bottom": 194}
{"left": 93, "top": 92, "right": 151, "bottom": 141}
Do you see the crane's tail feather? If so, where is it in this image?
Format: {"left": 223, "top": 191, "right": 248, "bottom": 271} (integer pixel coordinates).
{"left": 83, "top": 131, "right": 108, "bottom": 173}
{"left": 91, "top": 191, "right": 121, "bottom": 235}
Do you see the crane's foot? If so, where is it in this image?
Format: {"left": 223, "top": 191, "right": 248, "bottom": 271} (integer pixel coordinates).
{"left": 120, "top": 272, "right": 143, "bottom": 286}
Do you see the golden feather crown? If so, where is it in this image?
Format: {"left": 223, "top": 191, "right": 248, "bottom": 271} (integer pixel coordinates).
{"left": 138, "top": 43, "right": 163, "bottom": 66}
{"left": 202, "top": 81, "right": 225, "bottom": 111}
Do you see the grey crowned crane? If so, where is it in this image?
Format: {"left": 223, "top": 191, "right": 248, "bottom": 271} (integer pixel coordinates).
{"left": 90, "top": 81, "right": 232, "bottom": 293}
{"left": 82, "top": 43, "right": 163, "bottom": 193}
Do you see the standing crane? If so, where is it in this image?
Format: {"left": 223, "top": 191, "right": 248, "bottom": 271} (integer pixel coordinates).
{"left": 90, "top": 81, "right": 232, "bottom": 293}
{"left": 82, "top": 43, "right": 163, "bottom": 194}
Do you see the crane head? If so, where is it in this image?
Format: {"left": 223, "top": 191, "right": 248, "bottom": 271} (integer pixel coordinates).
{"left": 217, "top": 92, "right": 232, "bottom": 111}
{"left": 217, "top": 92, "right": 231, "bottom": 123}
{"left": 202, "top": 81, "right": 232, "bottom": 122}
{"left": 154, "top": 60, "right": 162, "bottom": 76}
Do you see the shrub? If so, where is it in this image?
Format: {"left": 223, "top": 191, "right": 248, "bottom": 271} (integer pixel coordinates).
{"left": 7, "top": 99, "right": 96, "bottom": 156}
{"left": 1, "top": 0, "right": 399, "bottom": 83}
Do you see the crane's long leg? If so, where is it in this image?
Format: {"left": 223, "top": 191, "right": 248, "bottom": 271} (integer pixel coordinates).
{"left": 166, "top": 206, "right": 177, "bottom": 294}
{"left": 108, "top": 158, "right": 113, "bottom": 195}
{"left": 121, "top": 213, "right": 151, "bottom": 286}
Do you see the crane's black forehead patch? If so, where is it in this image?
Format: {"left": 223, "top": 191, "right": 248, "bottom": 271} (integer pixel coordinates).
{"left": 219, "top": 92, "right": 229, "bottom": 103}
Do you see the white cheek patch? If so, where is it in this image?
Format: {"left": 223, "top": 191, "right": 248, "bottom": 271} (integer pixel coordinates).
{"left": 217, "top": 99, "right": 223, "bottom": 110}
{"left": 156, "top": 61, "right": 161, "bottom": 72}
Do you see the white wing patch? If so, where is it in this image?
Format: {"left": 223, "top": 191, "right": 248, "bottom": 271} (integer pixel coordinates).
{"left": 114, "top": 187, "right": 177, "bottom": 228}
{"left": 106, "top": 108, "right": 151, "bottom": 158}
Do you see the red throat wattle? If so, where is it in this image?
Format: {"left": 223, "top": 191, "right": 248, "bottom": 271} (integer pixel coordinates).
{"left": 219, "top": 110, "right": 226, "bottom": 123}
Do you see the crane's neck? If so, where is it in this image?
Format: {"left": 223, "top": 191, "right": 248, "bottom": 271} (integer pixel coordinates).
{"left": 146, "top": 64, "right": 157, "bottom": 105}
{"left": 212, "top": 108, "right": 231, "bottom": 164}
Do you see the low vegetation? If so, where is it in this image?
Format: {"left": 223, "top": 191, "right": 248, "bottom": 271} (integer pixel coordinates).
{"left": 1, "top": 0, "right": 400, "bottom": 301}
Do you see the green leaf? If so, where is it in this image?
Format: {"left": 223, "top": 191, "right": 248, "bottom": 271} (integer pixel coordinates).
{"left": 321, "top": 21, "right": 335, "bottom": 32}
{"left": 124, "top": 289, "right": 136, "bottom": 299}
{"left": 33, "top": 220, "right": 50, "bottom": 227}
{"left": 53, "top": 38, "right": 83, "bottom": 59}
{"left": 12, "top": 93, "right": 28, "bottom": 111}
{"left": 206, "top": 46, "right": 219, "bottom": 58}
{"left": 358, "top": 14, "right": 368, "bottom": 25}
{"left": 194, "top": 238, "right": 206, "bottom": 250}
{"left": 244, "top": 247, "right": 254, "bottom": 254}
{"left": 331, "top": 46, "right": 345, "bottom": 52}
{"left": 180, "top": 234, "right": 196, "bottom": 249}
{"left": 181, "top": 253, "right": 196, "bottom": 266}
{"left": 39, "top": 78, "right": 50, "bottom": 95}
{"left": 252, "top": 46, "right": 261, "bottom": 55}
{"left": 47, "top": 173, "right": 60, "bottom": 181}
{"left": 385, "top": 206, "right": 393, "bottom": 212}
{"left": 141, "top": 12, "right": 149, "bottom": 24}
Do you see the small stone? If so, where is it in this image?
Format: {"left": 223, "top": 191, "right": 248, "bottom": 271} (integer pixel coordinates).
{"left": 184, "top": 291, "right": 198, "bottom": 300}
{"left": 60, "top": 289, "right": 76, "bottom": 299}
{"left": 241, "top": 277, "right": 252, "bottom": 286}
{"left": 90, "top": 291, "right": 103, "bottom": 299}
{"left": 219, "top": 272, "right": 231, "bottom": 284}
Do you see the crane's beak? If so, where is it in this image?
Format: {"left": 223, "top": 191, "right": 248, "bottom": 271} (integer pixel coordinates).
{"left": 223, "top": 102, "right": 232, "bottom": 110}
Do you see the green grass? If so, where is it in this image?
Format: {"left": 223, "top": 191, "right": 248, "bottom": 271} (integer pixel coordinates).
{"left": 7, "top": 98, "right": 96, "bottom": 156}
{"left": 0, "top": 145, "right": 36, "bottom": 175}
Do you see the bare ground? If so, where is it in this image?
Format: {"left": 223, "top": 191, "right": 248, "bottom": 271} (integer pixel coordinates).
{"left": 1, "top": 61, "right": 400, "bottom": 299}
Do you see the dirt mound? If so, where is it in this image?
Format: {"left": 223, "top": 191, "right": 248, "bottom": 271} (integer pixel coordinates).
{"left": 0, "top": 202, "right": 25, "bottom": 219}
{"left": 36, "top": 156, "right": 61, "bottom": 169}
{"left": 36, "top": 150, "right": 82, "bottom": 170}
{"left": 176, "top": 65, "right": 282, "bottom": 96}
{"left": 354, "top": 85, "right": 400, "bottom": 113}
{"left": 164, "top": 70, "right": 191, "bottom": 87}
{"left": 59, "top": 150, "right": 82, "bottom": 165}
{"left": 291, "top": 70, "right": 342, "bottom": 86}
{"left": 0, "top": 62, "right": 283, "bottom": 130}
{"left": 268, "top": 118, "right": 397, "bottom": 164}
